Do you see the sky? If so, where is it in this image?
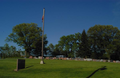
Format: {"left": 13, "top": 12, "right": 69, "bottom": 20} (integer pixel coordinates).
{"left": 0, "top": 0, "right": 120, "bottom": 50}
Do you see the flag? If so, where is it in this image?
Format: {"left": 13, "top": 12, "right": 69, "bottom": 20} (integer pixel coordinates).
{"left": 42, "top": 15, "right": 44, "bottom": 22}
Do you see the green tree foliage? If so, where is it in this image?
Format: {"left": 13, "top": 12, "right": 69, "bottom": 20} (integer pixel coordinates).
{"left": 54, "top": 44, "right": 62, "bottom": 56}
{"left": 47, "top": 43, "right": 54, "bottom": 56}
{"left": 47, "top": 43, "right": 62, "bottom": 57}
{"left": 0, "top": 43, "right": 22, "bottom": 58}
{"left": 31, "top": 34, "right": 48, "bottom": 56}
{"left": 110, "top": 30, "right": 120, "bottom": 60}
{"left": 46, "top": 25, "right": 120, "bottom": 60}
{"left": 54, "top": 33, "right": 81, "bottom": 57}
{"left": 77, "top": 30, "right": 91, "bottom": 58}
{"left": 6, "top": 23, "right": 48, "bottom": 56}
{"left": 87, "top": 25, "right": 120, "bottom": 59}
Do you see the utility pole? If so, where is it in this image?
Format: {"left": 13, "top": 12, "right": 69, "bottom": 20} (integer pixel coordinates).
{"left": 40, "top": 8, "right": 45, "bottom": 64}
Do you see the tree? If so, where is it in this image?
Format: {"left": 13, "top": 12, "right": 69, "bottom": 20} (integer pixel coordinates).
{"left": 47, "top": 43, "right": 55, "bottom": 56}
{"left": 65, "top": 34, "right": 75, "bottom": 57}
{"left": 6, "top": 23, "right": 48, "bottom": 57}
{"left": 77, "top": 30, "right": 90, "bottom": 58}
{"left": 2, "top": 43, "right": 10, "bottom": 58}
{"left": 105, "top": 44, "right": 116, "bottom": 60}
{"left": 56, "top": 33, "right": 81, "bottom": 57}
{"left": 10, "top": 46, "right": 16, "bottom": 57}
{"left": 0, "top": 43, "right": 22, "bottom": 58}
{"left": 31, "top": 34, "right": 48, "bottom": 56}
{"left": 87, "top": 25, "right": 119, "bottom": 59}
{"left": 110, "top": 30, "right": 120, "bottom": 60}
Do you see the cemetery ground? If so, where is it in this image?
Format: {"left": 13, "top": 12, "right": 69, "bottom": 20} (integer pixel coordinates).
{"left": 0, "top": 58, "right": 120, "bottom": 78}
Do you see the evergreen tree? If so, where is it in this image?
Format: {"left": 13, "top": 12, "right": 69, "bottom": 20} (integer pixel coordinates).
{"left": 77, "top": 30, "right": 91, "bottom": 58}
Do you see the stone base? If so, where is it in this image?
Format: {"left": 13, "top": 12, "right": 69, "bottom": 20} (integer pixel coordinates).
{"left": 14, "top": 69, "right": 18, "bottom": 71}
{"left": 40, "top": 60, "right": 44, "bottom": 64}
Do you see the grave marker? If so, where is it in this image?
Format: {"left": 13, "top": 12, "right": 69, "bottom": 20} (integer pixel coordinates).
{"left": 0, "top": 53, "right": 2, "bottom": 59}
{"left": 14, "top": 59, "right": 25, "bottom": 71}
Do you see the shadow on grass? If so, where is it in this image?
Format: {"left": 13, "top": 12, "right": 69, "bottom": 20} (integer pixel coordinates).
{"left": 26, "top": 65, "right": 34, "bottom": 68}
{"left": 86, "top": 66, "right": 107, "bottom": 78}
{"left": 14, "top": 65, "right": 34, "bottom": 71}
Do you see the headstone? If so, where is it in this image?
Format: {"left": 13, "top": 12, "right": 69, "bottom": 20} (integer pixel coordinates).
{"left": 38, "top": 56, "right": 42, "bottom": 59}
{"left": 0, "top": 53, "right": 1, "bottom": 59}
{"left": 103, "top": 60, "right": 106, "bottom": 62}
{"left": 53, "top": 57, "right": 56, "bottom": 59}
{"left": 29, "top": 56, "right": 33, "bottom": 59}
{"left": 46, "top": 57, "right": 49, "bottom": 60}
{"left": 113, "top": 60, "right": 116, "bottom": 63}
{"left": 14, "top": 59, "right": 25, "bottom": 71}
{"left": 108, "top": 60, "right": 110, "bottom": 62}
{"left": 95, "top": 59, "right": 98, "bottom": 61}
{"left": 93, "top": 59, "right": 96, "bottom": 61}
{"left": 0, "top": 53, "right": 2, "bottom": 59}
{"left": 66, "top": 58, "right": 69, "bottom": 60}
{"left": 80, "top": 58, "right": 84, "bottom": 61}
{"left": 100, "top": 59, "right": 103, "bottom": 62}
{"left": 34, "top": 57, "right": 37, "bottom": 59}
{"left": 116, "top": 60, "right": 119, "bottom": 63}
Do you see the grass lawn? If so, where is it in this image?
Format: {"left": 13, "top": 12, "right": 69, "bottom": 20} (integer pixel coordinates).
{"left": 0, "top": 58, "right": 120, "bottom": 78}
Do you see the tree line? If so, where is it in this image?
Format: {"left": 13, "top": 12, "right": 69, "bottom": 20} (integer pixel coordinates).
{"left": 47, "top": 25, "right": 120, "bottom": 60}
{"left": 2, "top": 23, "right": 120, "bottom": 60}
{"left": 0, "top": 43, "right": 23, "bottom": 58}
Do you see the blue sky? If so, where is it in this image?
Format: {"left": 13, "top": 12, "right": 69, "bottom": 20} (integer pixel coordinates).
{"left": 0, "top": 0, "right": 120, "bottom": 50}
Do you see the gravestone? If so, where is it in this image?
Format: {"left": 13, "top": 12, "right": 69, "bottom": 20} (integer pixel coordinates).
{"left": 14, "top": 59, "right": 25, "bottom": 71}
{"left": 0, "top": 53, "right": 2, "bottom": 59}
{"left": 116, "top": 60, "right": 120, "bottom": 63}
{"left": 29, "top": 56, "right": 33, "bottom": 59}
{"left": 0, "top": 53, "right": 1, "bottom": 59}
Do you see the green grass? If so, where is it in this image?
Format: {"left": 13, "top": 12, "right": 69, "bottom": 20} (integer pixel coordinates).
{"left": 0, "top": 58, "right": 120, "bottom": 78}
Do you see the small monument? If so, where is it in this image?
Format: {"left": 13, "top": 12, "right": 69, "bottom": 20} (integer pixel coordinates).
{"left": 0, "top": 53, "right": 2, "bottom": 59}
{"left": 14, "top": 59, "right": 25, "bottom": 71}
